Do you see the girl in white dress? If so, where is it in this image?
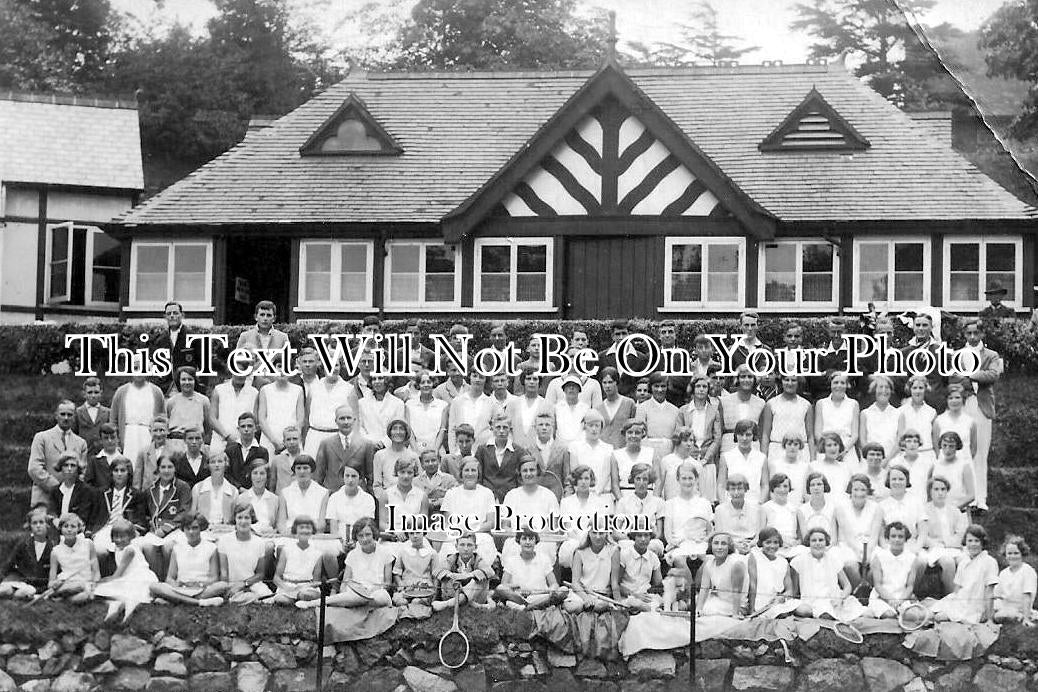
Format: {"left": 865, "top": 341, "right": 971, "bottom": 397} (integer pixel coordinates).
{"left": 614, "top": 463, "right": 665, "bottom": 555}
{"left": 887, "top": 430, "right": 933, "bottom": 505}
{"left": 439, "top": 457, "right": 498, "bottom": 564}
{"left": 405, "top": 371, "right": 449, "bottom": 453}
{"left": 308, "top": 518, "right": 392, "bottom": 608}
{"left": 859, "top": 375, "right": 901, "bottom": 461}
{"left": 747, "top": 527, "right": 796, "bottom": 618}
{"left": 95, "top": 519, "right": 158, "bottom": 622}
{"left": 501, "top": 457, "right": 560, "bottom": 563}
{"left": 795, "top": 472, "right": 840, "bottom": 561}
{"left": 273, "top": 516, "right": 323, "bottom": 606}
{"left": 814, "top": 373, "right": 860, "bottom": 465}
{"left": 897, "top": 376, "right": 937, "bottom": 465}
{"left": 811, "top": 432, "right": 852, "bottom": 503}
{"left": 994, "top": 535, "right": 1037, "bottom": 625}
{"left": 657, "top": 427, "right": 703, "bottom": 501}
{"left": 372, "top": 420, "right": 420, "bottom": 496}
{"left": 857, "top": 443, "right": 889, "bottom": 500}
{"left": 239, "top": 459, "right": 279, "bottom": 535}
{"left": 867, "top": 521, "right": 918, "bottom": 618}
{"left": 933, "top": 525, "right": 999, "bottom": 623}
{"left": 932, "top": 432, "right": 976, "bottom": 511}
{"left": 769, "top": 433, "right": 808, "bottom": 506}
{"left": 558, "top": 465, "right": 610, "bottom": 568}
{"left": 718, "top": 420, "right": 769, "bottom": 505}
{"left": 567, "top": 410, "right": 618, "bottom": 509}
{"left": 49, "top": 513, "right": 100, "bottom": 603}
{"left": 835, "top": 474, "right": 879, "bottom": 587}
{"left": 564, "top": 529, "right": 620, "bottom": 613}
{"left": 611, "top": 419, "right": 655, "bottom": 498}
{"left": 663, "top": 461, "right": 713, "bottom": 566}
{"left": 760, "top": 375, "right": 813, "bottom": 464}
{"left": 697, "top": 532, "right": 747, "bottom": 617}
{"left": 932, "top": 388, "right": 978, "bottom": 465}
{"left": 303, "top": 364, "right": 352, "bottom": 457}
{"left": 877, "top": 465, "right": 928, "bottom": 553}
{"left": 763, "top": 474, "right": 800, "bottom": 558}
{"left": 258, "top": 369, "right": 304, "bottom": 455}
{"left": 791, "top": 527, "right": 866, "bottom": 621}
{"left": 920, "top": 476, "right": 967, "bottom": 594}
{"left": 496, "top": 530, "right": 568, "bottom": 611}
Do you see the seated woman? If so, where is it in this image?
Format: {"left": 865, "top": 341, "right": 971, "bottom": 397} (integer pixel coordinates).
{"left": 192, "top": 452, "right": 239, "bottom": 532}
{"left": 618, "top": 528, "right": 664, "bottom": 612}
{"left": 148, "top": 511, "right": 226, "bottom": 607}
{"left": 271, "top": 515, "right": 323, "bottom": 607}
{"left": 876, "top": 465, "right": 928, "bottom": 554}
{"left": 95, "top": 518, "right": 158, "bottom": 622}
{"left": 566, "top": 410, "right": 619, "bottom": 510}
{"left": 276, "top": 455, "right": 329, "bottom": 536}
{"left": 834, "top": 474, "right": 880, "bottom": 588}
{"left": 746, "top": 527, "right": 795, "bottom": 618}
{"left": 768, "top": 433, "right": 809, "bottom": 506}
{"left": 657, "top": 427, "right": 702, "bottom": 501}
{"left": 93, "top": 456, "right": 147, "bottom": 558}
{"left": 48, "top": 512, "right": 100, "bottom": 603}
{"left": 372, "top": 419, "right": 419, "bottom": 498}
{"left": 237, "top": 459, "right": 279, "bottom": 536}
{"left": 326, "top": 465, "right": 377, "bottom": 552}
{"left": 558, "top": 465, "right": 611, "bottom": 568}
{"left": 0, "top": 507, "right": 54, "bottom": 600}
{"left": 379, "top": 457, "right": 430, "bottom": 557}
{"left": 867, "top": 521, "right": 919, "bottom": 618}
{"left": 993, "top": 535, "right": 1037, "bottom": 625}
{"left": 439, "top": 457, "right": 498, "bottom": 564}
{"left": 304, "top": 517, "right": 392, "bottom": 609}
{"left": 713, "top": 473, "right": 765, "bottom": 556}
{"left": 138, "top": 453, "right": 193, "bottom": 579}
{"left": 501, "top": 455, "right": 561, "bottom": 564}
{"left": 809, "top": 432, "right": 852, "bottom": 502}
{"left": 433, "top": 533, "right": 494, "bottom": 612}
{"left": 217, "top": 501, "right": 274, "bottom": 604}
{"left": 696, "top": 532, "right": 747, "bottom": 617}
{"left": 663, "top": 461, "right": 713, "bottom": 567}
{"left": 614, "top": 463, "right": 665, "bottom": 556}
{"left": 919, "top": 475, "right": 968, "bottom": 594}
{"left": 932, "top": 524, "right": 999, "bottom": 624}
{"left": 790, "top": 527, "right": 866, "bottom": 621}
{"left": 762, "top": 474, "right": 800, "bottom": 559}
{"left": 495, "top": 529, "right": 568, "bottom": 611}
{"left": 794, "top": 472, "right": 840, "bottom": 561}
{"left": 563, "top": 529, "right": 621, "bottom": 613}
{"left": 392, "top": 530, "right": 440, "bottom": 607}
{"left": 931, "top": 431, "right": 976, "bottom": 512}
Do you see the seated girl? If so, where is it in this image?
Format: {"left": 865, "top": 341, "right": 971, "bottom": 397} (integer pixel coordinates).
{"left": 48, "top": 512, "right": 100, "bottom": 603}
{"left": 877, "top": 465, "right": 928, "bottom": 554}
{"left": 392, "top": 530, "right": 441, "bottom": 607}
{"left": 857, "top": 443, "right": 889, "bottom": 501}
{"left": 920, "top": 475, "right": 968, "bottom": 594}
{"left": 326, "top": 465, "right": 377, "bottom": 552}
{"left": 303, "top": 517, "right": 392, "bottom": 609}
{"left": 192, "top": 452, "right": 239, "bottom": 532}
{"left": 713, "top": 474, "right": 765, "bottom": 555}
{"left": 888, "top": 430, "right": 932, "bottom": 505}
{"left": 438, "top": 457, "right": 498, "bottom": 565}
{"left": 768, "top": 433, "right": 808, "bottom": 506}
{"left": 762, "top": 474, "right": 800, "bottom": 559}
{"left": 746, "top": 527, "right": 796, "bottom": 618}
{"left": 0, "top": 507, "right": 54, "bottom": 600}
{"left": 931, "top": 432, "right": 976, "bottom": 512}
{"left": 564, "top": 529, "right": 621, "bottom": 613}
{"left": 657, "top": 427, "right": 702, "bottom": 501}
{"left": 809, "top": 432, "right": 851, "bottom": 502}
{"left": 501, "top": 455, "right": 561, "bottom": 564}
{"left": 238, "top": 459, "right": 279, "bottom": 536}
{"left": 618, "top": 529, "right": 664, "bottom": 612}
{"left": 614, "top": 463, "right": 665, "bottom": 556}
{"left": 433, "top": 533, "right": 494, "bottom": 612}
{"left": 697, "top": 532, "right": 747, "bottom": 617}
{"left": 932, "top": 524, "right": 999, "bottom": 624}
{"left": 835, "top": 474, "right": 879, "bottom": 588}
{"left": 379, "top": 457, "right": 430, "bottom": 557}
{"left": 558, "top": 465, "right": 611, "bottom": 568}
{"left": 993, "top": 535, "right": 1037, "bottom": 625}
{"left": 867, "top": 521, "right": 919, "bottom": 618}
{"left": 663, "top": 461, "right": 713, "bottom": 566}
{"left": 790, "top": 527, "right": 866, "bottom": 621}
{"left": 93, "top": 456, "right": 146, "bottom": 557}
{"left": 139, "top": 454, "right": 193, "bottom": 579}
{"left": 495, "top": 529, "right": 568, "bottom": 611}
{"left": 95, "top": 518, "right": 158, "bottom": 622}
{"left": 217, "top": 501, "right": 274, "bottom": 604}
{"left": 148, "top": 511, "right": 226, "bottom": 607}
{"left": 794, "top": 472, "right": 840, "bottom": 560}
{"left": 272, "top": 516, "right": 323, "bottom": 607}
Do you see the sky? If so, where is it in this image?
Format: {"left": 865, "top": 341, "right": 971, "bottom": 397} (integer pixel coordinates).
{"left": 111, "top": 0, "right": 1009, "bottom": 64}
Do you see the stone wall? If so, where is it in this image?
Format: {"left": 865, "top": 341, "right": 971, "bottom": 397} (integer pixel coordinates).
{"left": 0, "top": 603, "right": 1036, "bottom": 691}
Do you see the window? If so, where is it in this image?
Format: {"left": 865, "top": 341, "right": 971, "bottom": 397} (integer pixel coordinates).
{"left": 944, "top": 237, "right": 1022, "bottom": 308}
{"left": 853, "top": 237, "right": 930, "bottom": 307}
{"left": 45, "top": 223, "right": 121, "bottom": 306}
{"left": 384, "top": 241, "right": 460, "bottom": 308}
{"left": 663, "top": 237, "right": 744, "bottom": 308}
{"left": 130, "top": 241, "right": 212, "bottom": 307}
{"left": 760, "top": 240, "right": 838, "bottom": 307}
{"left": 298, "top": 241, "right": 373, "bottom": 307}
{"left": 474, "top": 238, "right": 553, "bottom": 307}
{"left": 298, "top": 96, "right": 402, "bottom": 156}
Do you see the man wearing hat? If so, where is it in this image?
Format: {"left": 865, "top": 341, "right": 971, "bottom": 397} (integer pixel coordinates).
{"left": 979, "top": 281, "right": 1014, "bottom": 319}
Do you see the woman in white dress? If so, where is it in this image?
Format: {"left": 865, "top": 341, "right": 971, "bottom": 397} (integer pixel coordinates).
{"left": 439, "top": 457, "right": 498, "bottom": 564}
{"left": 762, "top": 474, "right": 800, "bottom": 558}
{"left": 611, "top": 419, "right": 656, "bottom": 498}
{"left": 814, "top": 372, "right": 860, "bottom": 466}
{"left": 760, "top": 375, "right": 814, "bottom": 464}
{"left": 566, "top": 410, "right": 617, "bottom": 510}
{"left": 859, "top": 375, "right": 900, "bottom": 461}
{"left": 718, "top": 366, "right": 766, "bottom": 455}
{"left": 95, "top": 519, "right": 158, "bottom": 622}
{"left": 258, "top": 369, "right": 304, "bottom": 455}
{"left": 835, "top": 474, "right": 879, "bottom": 586}
{"left": 747, "top": 527, "right": 796, "bottom": 618}
{"left": 932, "top": 388, "right": 978, "bottom": 466}
{"left": 897, "top": 376, "right": 937, "bottom": 466}
{"left": 931, "top": 431, "right": 976, "bottom": 511}
{"left": 697, "top": 532, "right": 747, "bottom": 617}
{"left": 371, "top": 420, "right": 420, "bottom": 497}
{"left": 876, "top": 465, "right": 928, "bottom": 553}
{"left": 558, "top": 465, "right": 610, "bottom": 568}
{"left": 303, "top": 363, "right": 353, "bottom": 458}
{"left": 405, "top": 370, "right": 448, "bottom": 454}
{"left": 238, "top": 459, "right": 279, "bottom": 535}
{"left": 795, "top": 472, "right": 840, "bottom": 561}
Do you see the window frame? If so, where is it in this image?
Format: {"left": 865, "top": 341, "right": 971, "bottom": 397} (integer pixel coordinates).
{"left": 851, "top": 236, "right": 932, "bottom": 309}
{"left": 297, "top": 240, "right": 374, "bottom": 309}
{"left": 662, "top": 236, "right": 746, "bottom": 309}
{"left": 383, "top": 240, "right": 462, "bottom": 309}
{"left": 85, "top": 227, "right": 121, "bottom": 307}
{"left": 45, "top": 223, "right": 121, "bottom": 307}
{"left": 942, "top": 236, "right": 1023, "bottom": 311}
{"left": 473, "top": 237, "right": 554, "bottom": 309}
{"left": 757, "top": 238, "right": 840, "bottom": 309}
{"left": 128, "top": 240, "right": 213, "bottom": 309}
{"left": 44, "top": 221, "right": 74, "bottom": 303}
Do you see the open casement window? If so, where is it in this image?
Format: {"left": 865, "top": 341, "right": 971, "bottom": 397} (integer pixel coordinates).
{"left": 760, "top": 240, "right": 838, "bottom": 308}
{"left": 663, "top": 237, "right": 745, "bottom": 309}
{"left": 299, "top": 95, "right": 402, "bottom": 156}
{"left": 299, "top": 241, "right": 373, "bottom": 308}
{"left": 853, "top": 237, "right": 930, "bottom": 308}
{"left": 944, "top": 237, "right": 1023, "bottom": 309}
{"left": 474, "top": 238, "right": 553, "bottom": 308}
{"left": 759, "top": 88, "right": 870, "bottom": 152}
{"left": 46, "top": 223, "right": 121, "bottom": 306}
{"left": 384, "top": 241, "right": 460, "bottom": 308}
{"left": 130, "top": 241, "right": 212, "bottom": 308}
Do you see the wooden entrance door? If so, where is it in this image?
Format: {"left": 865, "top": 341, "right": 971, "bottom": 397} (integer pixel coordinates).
{"left": 564, "top": 236, "right": 661, "bottom": 318}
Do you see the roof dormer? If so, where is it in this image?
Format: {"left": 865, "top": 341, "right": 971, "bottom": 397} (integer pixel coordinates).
{"left": 299, "top": 94, "right": 402, "bottom": 156}
{"left": 759, "top": 88, "right": 870, "bottom": 152}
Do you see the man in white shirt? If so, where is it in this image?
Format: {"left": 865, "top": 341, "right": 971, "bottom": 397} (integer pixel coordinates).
{"left": 956, "top": 318, "right": 1003, "bottom": 511}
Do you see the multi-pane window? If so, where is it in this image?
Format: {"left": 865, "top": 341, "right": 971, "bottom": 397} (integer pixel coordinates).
{"left": 385, "top": 241, "right": 459, "bottom": 307}
{"left": 131, "top": 241, "right": 211, "bottom": 306}
{"left": 945, "top": 237, "right": 1021, "bottom": 307}
{"left": 854, "top": 238, "right": 929, "bottom": 306}
{"left": 46, "top": 223, "right": 121, "bottom": 305}
{"left": 664, "top": 237, "right": 744, "bottom": 307}
{"left": 761, "top": 241, "right": 837, "bottom": 305}
{"left": 475, "top": 239, "right": 553, "bottom": 307}
{"left": 299, "top": 241, "right": 372, "bottom": 307}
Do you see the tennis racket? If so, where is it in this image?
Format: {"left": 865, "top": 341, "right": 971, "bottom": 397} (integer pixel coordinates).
{"left": 343, "top": 579, "right": 375, "bottom": 601}
{"left": 851, "top": 542, "right": 872, "bottom": 605}
{"left": 29, "top": 587, "right": 56, "bottom": 605}
{"left": 898, "top": 602, "right": 931, "bottom": 631}
{"left": 402, "top": 584, "right": 437, "bottom": 599}
{"left": 832, "top": 621, "right": 864, "bottom": 643}
{"left": 438, "top": 582, "right": 469, "bottom": 669}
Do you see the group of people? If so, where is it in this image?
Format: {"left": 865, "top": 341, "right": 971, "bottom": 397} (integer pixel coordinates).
{"left": 3, "top": 300, "right": 1033, "bottom": 628}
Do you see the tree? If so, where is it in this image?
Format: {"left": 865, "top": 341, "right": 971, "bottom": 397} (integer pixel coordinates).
{"left": 646, "top": 1, "right": 757, "bottom": 67}
{"left": 393, "top": 0, "right": 608, "bottom": 70}
{"left": 980, "top": 0, "right": 1038, "bottom": 136}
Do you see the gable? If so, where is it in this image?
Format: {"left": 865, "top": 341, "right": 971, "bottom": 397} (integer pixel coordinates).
{"left": 759, "top": 88, "right": 870, "bottom": 152}
{"left": 500, "top": 103, "right": 725, "bottom": 219}
{"left": 299, "top": 94, "right": 402, "bottom": 156}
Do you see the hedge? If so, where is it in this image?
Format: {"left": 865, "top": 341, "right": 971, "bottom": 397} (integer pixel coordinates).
{"left": 3, "top": 315, "right": 1037, "bottom": 376}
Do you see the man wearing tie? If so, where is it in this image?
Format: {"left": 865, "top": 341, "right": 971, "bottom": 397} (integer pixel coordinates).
{"left": 955, "top": 318, "right": 1003, "bottom": 512}
{"left": 27, "top": 400, "right": 87, "bottom": 510}
{"left": 151, "top": 301, "right": 206, "bottom": 395}
{"left": 314, "top": 405, "right": 375, "bottom": 492}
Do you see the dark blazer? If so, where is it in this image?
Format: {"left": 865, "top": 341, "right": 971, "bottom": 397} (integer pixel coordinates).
{"left": 82, "top": 453, "right": 114, "bottom": 492}
{"left": 49, "top": 481, "right": 103, "bottom": 534}
{"left": 0, "top": 535, "right": 54, "bottom": 589}
{"left": 475, "top": 442, "right": 527, "bottom": 502}
{"left": 314, "top": 433, "right": 376, "bottom": 492}
{"left": 596, "top": 348, "right": 648, "bottom": 398}
{"left": 224, "top": 442, "right": 268, "bottom": 489}
{"left": 144, "top": 480, "right": 192, "bottom": 535}
{"left": 72, "top": 404, "right": 110, "bottom": 456}
{"left": 172, "top": 452, "right": 211, "bottom": 488}
{"left": 100, "top": 486, "right": 148, "bottom": 530}
{"left": 151, "top": 326, "right": 206, "bottom": 393}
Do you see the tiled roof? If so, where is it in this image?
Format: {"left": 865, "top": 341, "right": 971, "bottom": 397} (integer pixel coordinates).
{"left": 0, "top": 92, "right": 144, "bottom": 191}
{"left": 117, "top": 63, "right": 1035, "bottom": 228}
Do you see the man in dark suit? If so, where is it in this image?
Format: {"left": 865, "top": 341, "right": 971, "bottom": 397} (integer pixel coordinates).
{"left": 900, "top": 310, "right": 948, "bottom": 412}
{"left": 475, "top": 416, "right": 527, "bottom": 502}
{"left": 172, "top": 427, "right": 210, "bottom": 487}
{"left": 50, "top": 453, "right": 103, "bottom": 534}
{"left": 72, "top": 377, "right": 110, "bottom": 457}
{"left": 151, "top": 301, "right": 206, "bottom": 394}
{"left": 224, "top": 413, "right": 268, "bottom": 488}
{"left": 314, "top": 405, "right": 375, "bottom": 492}
{"left": 597, "top": 320, "right": 649, "bottom": 398}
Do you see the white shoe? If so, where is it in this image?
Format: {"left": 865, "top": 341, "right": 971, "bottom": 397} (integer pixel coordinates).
{"left": 198, "top": 597, "right": 224, "bottom": 607}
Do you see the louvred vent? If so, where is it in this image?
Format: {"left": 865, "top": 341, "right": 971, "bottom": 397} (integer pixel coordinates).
{"left": 760, "top": 88, "right": 869, "bottom": 152}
